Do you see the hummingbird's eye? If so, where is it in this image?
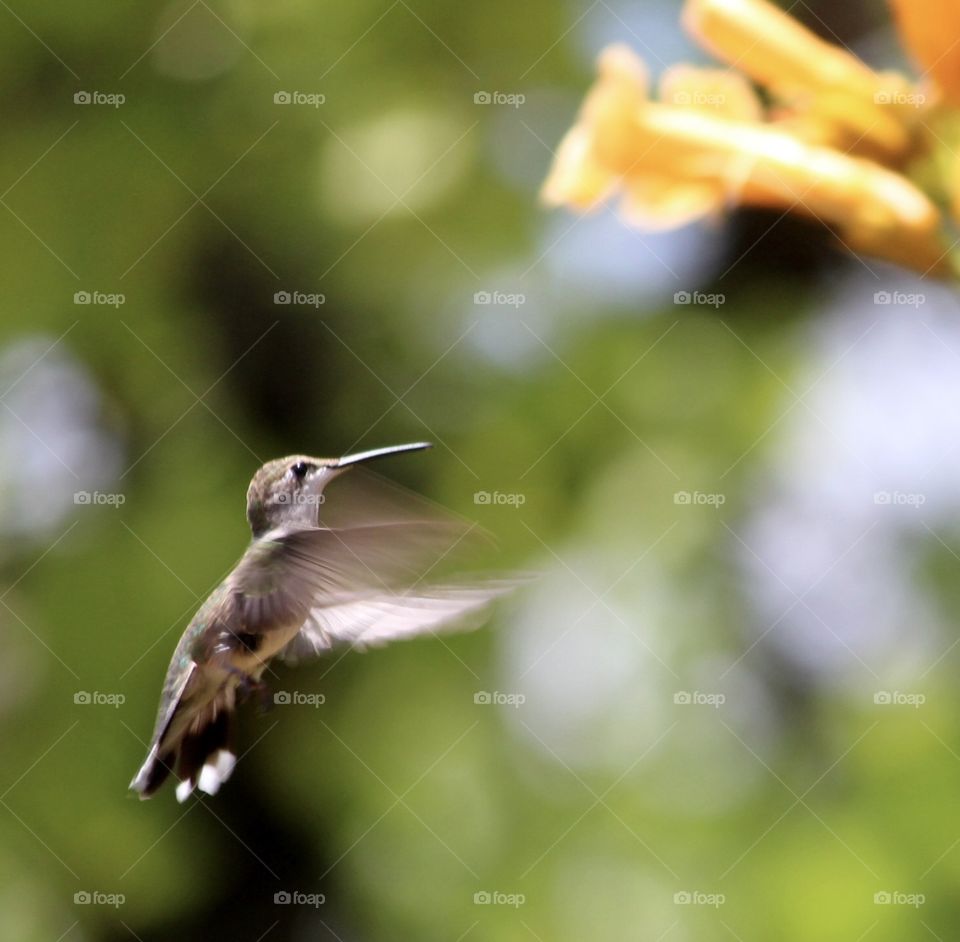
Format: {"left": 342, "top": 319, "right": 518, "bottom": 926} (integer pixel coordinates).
{"left": 290, "top": 461, "right": 311, "bottom": 480}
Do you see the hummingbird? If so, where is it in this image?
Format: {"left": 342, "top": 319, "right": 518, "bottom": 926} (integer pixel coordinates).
{"left": 130, "top": 442, "right": 508, "bottom": 802}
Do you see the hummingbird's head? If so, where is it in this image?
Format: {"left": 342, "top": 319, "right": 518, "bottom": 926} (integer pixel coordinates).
{"left": 245, "top": 442, "right": 431, "bottom": 537}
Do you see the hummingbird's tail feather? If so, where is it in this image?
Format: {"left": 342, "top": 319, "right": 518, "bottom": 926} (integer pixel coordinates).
{"left": 173, "top": 707, "right": 236, "bottom": 803}
{"left": 130, "top": 744, "right": 176, "bottom": 797}
{"left": 130, "top": 687, "right": 237, "bottom": 801}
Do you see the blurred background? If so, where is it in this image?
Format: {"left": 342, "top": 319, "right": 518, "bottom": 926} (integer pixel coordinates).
{"left": 1, "top": 1, "right": 958, "bottom": 939}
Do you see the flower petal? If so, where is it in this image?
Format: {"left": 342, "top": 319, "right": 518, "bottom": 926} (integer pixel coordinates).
{"left": 889, "top": 0, "right": 960, "bottom": 104}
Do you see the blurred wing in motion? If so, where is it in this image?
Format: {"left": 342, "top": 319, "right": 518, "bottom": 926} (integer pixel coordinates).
{"left": 226, "top": 519, "right": 472, "bottom": 636}
{"left": 281, "top": 579, "right": 517, "bottom": 661}
{"left": 228, "top": 468, "right": 514, "bottom": 659}
{"left": 314, "top": 464, "right": 463, "bottom": 531}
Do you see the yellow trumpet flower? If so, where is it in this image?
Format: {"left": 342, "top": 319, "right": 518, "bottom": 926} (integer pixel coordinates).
{"left": 543, "top": 0, "right": 956, "bottom": 275}
{"left": 684, "top": 0, "right": 920, "bottom": 158}
{"left": 888, "top": 0, "right": 960, "bottom": 105}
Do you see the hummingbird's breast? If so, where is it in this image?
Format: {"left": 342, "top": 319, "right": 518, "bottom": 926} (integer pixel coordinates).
{"left": 223, "top": 618, "right": 304, "bottom": 677}
{"left": 188, "top": 581, "right": 303, "bottom": 677}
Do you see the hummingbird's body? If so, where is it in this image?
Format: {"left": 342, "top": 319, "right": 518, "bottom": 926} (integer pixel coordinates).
{"left": 131, "top": 442, "right": 507, "bottom": 802}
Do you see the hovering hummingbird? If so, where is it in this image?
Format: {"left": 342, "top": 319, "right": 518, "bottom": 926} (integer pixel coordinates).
{"left": 131, "top": 442, "right": 508, "bottom": 802}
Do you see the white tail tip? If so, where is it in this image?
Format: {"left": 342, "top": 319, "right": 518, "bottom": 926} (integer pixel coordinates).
{"left": 175, "top": 779, "right": 195, "bottom": 803}
{"left": 174, "top": 750, "right": 236, "bottom": 802}
{"left": 197, "top": 750, "right": 237, "bottom": 797}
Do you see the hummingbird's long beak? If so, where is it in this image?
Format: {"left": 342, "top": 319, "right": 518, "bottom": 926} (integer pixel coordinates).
{"left": 334, "top": 441, "right": 432, "bottom": 469}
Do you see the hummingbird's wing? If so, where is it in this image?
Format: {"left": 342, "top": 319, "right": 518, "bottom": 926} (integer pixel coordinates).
{"left": 221, "top": 506, "right": 512, "bottom": 661}
{"left": 281, "top": 580, "right": 515, "bottom": 660}
{"left": 225, "top": 519, "right": 476, "bottom": 635}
